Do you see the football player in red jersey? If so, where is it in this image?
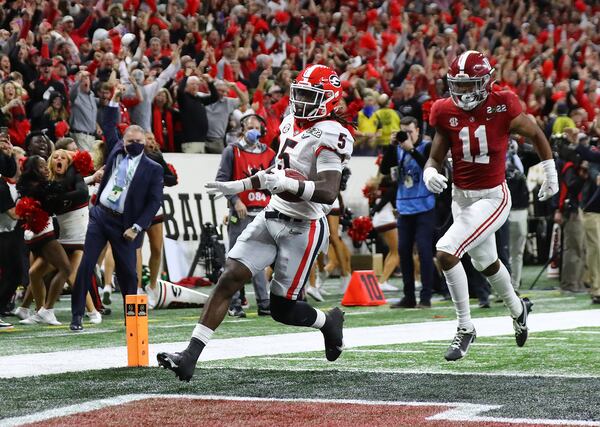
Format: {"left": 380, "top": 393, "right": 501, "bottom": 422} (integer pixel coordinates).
{"left": 157, "top": 65, "right": 354, "bottom": 381}
{"left": 424, "top": 51, "right": 558, "bottom": 361}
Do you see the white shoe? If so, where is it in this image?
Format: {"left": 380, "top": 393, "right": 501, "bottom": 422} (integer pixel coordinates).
{"left": 86, "top": 311, "right": 102, "bottom": 324}
{"left": 380, "top": 282, "right": 399, "bottom": 292}
{"left": 19, "top": 312, "right": 42, "bottom": 325}
{"left": 306, "top": 286, "right": 324, "bottom": 302}
{"left": 36, "top": 308, "right": 62, "bottom": 326}
{"left": 13, "top": 307, "right": 31, "bottom": 320}
{"left": 146, "top": 286, "right": 158, "bottom": 310}
{"left": 340, "top": 275, "right": 351, "bottom": 293}
{"left": 0, "top": 318, "right": 14, "bottom": 329}
{"left": 137, "top": 287, "right": 146, "bottom": 295}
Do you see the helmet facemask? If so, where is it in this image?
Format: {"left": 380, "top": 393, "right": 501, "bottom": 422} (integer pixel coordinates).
{"left": 290, "top": 83, "right": 333, "bottom": 119}
{"left": 448, "top": 74, "right": 491, "bottom": 111}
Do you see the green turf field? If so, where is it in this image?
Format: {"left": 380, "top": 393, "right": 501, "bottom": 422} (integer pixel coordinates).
{"left": 1, "top": 267, "right": 600, "bottom": 425}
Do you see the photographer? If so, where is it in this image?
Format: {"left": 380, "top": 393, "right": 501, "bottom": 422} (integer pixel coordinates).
{"left": 388, "top": 116, "right": 434, "bottom": 308}
{"left": 575, "top": 136, "right": 600, "bottom": 304}
{"left": 506, "top": 140, "right": 529, "bottom": 290}
{"left": 554, "top": 130, "right": 586, "bottom": 293}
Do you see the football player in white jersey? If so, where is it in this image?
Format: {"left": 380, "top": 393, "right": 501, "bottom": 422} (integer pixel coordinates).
{"left": 158, "top": 65, "right": 354, "bottom": 381}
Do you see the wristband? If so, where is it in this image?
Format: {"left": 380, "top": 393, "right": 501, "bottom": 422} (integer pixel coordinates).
{"left": 241, "top": 177, "right": 252, "bottom": 191}
{"left": 296, "top": 180, "right": 316, "bottom": 202}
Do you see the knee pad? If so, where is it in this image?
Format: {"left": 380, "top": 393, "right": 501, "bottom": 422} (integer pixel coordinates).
{"left": 270, "top": 294, "right": 294, "bottom": 324}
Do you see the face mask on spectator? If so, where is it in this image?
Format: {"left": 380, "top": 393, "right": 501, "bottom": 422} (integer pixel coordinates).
{"left": 363, "top": 105, "right": 375, "bottom": 118}
{"left": 125, "top": 142, "right": 144, "bottom": 156}
{"left": 245, "top": 129, "right": 261, "bottom": 145}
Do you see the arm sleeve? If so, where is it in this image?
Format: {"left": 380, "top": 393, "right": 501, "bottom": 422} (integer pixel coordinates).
{"left": 408, "top": 142, "right": 430, "bottom": 169}
{"left": 316, "top": 148, "right": 343, "bottom": 173}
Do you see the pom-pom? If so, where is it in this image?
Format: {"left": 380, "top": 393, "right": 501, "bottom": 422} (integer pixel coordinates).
{"left": 15, "top": 197, "right": 49, "bottom": 234}
{"left": 72, "top": 150, "right": 94, "bottom": 177}
{"left": 54, "top": 120, "right": 69, "bottom": 138}
{"left": 347, "top": 216, "right": 373, "bottom": 244}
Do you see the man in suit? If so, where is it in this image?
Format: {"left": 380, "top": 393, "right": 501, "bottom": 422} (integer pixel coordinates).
{"left": 70, "top": 87, "right": 163, "bottom": 331}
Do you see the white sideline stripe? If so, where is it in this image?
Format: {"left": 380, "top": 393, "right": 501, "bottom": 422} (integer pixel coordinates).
{"left": 1, "top": 310, "right": 599, "bottom": 379}
{"left": 2, "top": 394, "right": 599, "bottom": 427}
{"left": 8, "top": 329, "right": 117, "bottom": 339}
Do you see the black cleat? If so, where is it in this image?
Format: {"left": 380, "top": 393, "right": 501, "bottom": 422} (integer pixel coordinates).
{"left": 70, "top": 315, "right": 84, "bottom": 332}
{"left": 444, "top": 327, "right": 476, "bottom": 361}
{"left": 257, "top": 306, "right": 271, "bottom": 316}
{"left": 320, "top": 307, "right": 344, "bottom": 361}
{"left": 227, "top": 306, "right": 247, "bottom": 318}
{"left": 513, "top": 297, "right": 533, "bottom": 347}
{"left": 390, "top": 298, "right": 416, "bottom": 309}
{"left": 157, "top": 351, "right": 197, "bottom": 382}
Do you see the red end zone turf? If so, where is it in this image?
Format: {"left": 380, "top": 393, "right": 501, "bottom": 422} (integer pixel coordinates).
{"left": 23, "top": 398, "right": 558, "bottom": 427}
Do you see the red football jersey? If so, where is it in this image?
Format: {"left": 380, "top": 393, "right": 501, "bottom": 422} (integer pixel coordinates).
{"left": 429, "top": 91, "right": 522, "bottom": 190}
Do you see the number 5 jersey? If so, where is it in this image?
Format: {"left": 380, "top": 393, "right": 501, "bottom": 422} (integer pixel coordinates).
{"left": 270, "top": 113, "right": 354, "bottom": 220}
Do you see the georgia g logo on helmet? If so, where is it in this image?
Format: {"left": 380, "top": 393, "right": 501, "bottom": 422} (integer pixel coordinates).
{"left": 447, "top": 51, "right": 494, "bottom": 111}
{"left": 290, "top": 65, "right": 342, "bottom": 120}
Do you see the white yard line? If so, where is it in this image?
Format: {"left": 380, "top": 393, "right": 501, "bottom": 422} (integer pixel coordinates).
{"left": 1, "top": 394, "right": 598, "bottom": 427}
{"left": 1, "top": 309, "right": 599, "bottom": 379}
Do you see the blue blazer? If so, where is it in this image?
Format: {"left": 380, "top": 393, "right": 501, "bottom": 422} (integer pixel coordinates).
{"left": 96, "top": 105, "right": 163, "bottom": 233}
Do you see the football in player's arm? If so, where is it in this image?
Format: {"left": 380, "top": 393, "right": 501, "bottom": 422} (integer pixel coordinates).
{"left": 158, "top": 64, "right": 353, "bottom": 382}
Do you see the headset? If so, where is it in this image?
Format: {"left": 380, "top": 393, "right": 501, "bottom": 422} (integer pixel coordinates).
{"left": 240, "top": 114, "right": 267, "bottom": 138}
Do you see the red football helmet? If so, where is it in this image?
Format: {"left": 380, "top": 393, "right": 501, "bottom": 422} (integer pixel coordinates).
{"left": 290, "top": 65, "right": 342, "bottom": 120}
{"left": 447, "top": 50, "right": 494, "bottom": 111}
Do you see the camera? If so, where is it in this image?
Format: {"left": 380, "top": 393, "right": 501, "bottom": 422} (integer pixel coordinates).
{"left": 395, "top": 130, "right": 408, "bottom": 144}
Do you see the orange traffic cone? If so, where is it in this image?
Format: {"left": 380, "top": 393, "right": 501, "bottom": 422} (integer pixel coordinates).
{"left": 341, "top": 271, "right": 387, "bottom": 306}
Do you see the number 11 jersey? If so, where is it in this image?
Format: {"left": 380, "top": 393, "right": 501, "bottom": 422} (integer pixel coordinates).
{"left": 429, "top": 90, "right": 522, "bottom": 190}
{"left": 269, "top": 113, "right": 354, "bottom": 220}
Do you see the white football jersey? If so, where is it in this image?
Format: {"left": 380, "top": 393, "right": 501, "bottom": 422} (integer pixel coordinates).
{"left": 268, "top": 114, "right": 354, "bottom": 220}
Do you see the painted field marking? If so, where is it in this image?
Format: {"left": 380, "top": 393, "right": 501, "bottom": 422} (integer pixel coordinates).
{"left": 2, "top": 394, "right": 598, "bottom": 427}
{"left": 561, "top": 330, "right": 600, "bottom": 334}
{"left": 1, "top": 309, "right": 599, "bottom": 379}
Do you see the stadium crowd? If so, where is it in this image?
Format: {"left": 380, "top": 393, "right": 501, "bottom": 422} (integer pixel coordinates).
{"left": 1, "top": 0, "right": 600, "bottom": 328}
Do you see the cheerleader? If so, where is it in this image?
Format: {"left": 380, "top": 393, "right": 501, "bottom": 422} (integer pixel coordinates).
{"left": 365, "top": 174, "right": 400, "bottom": 292}
{"left": 137, "top": 131, "right": 177, "bottom": 308}
{"left": 17, "top": 156, "right": 72, "bottom": 326}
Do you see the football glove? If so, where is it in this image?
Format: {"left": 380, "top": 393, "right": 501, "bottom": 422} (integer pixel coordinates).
{"left": 423, "top": 167, "right": 448, "bottom": 194}
{"left": 263, "top": 168, "right": 294, "bottom": 194}
{"left": 538, "top": 159, "right": 559, "bottom": 201}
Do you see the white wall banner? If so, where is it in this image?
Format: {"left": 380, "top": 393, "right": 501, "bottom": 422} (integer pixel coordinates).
{"left": 155, "top": 153, "right": 378, "bottom": 282}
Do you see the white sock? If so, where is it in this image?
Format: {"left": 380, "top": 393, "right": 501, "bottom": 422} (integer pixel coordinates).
{"left": 104, "top": 286, "right": 112, "bottom": 294}
{"left": 311, "top": 309, "right": 326, "bottom": 329}
{"left": 486, "top": 262, "right": 522, "bottom": 318}
{"left": 192, "top": 323, "right": 214, "bottom": 345}
{"left": 443, "top": 263, "right": 473, "bottom": 330}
